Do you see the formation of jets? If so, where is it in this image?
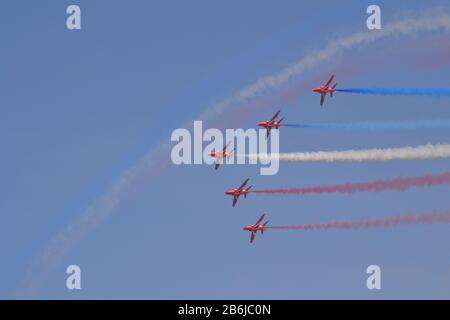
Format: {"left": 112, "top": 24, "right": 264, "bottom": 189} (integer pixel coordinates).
{"left": 225, "top": 178, "right": 253, "bottom": 207}
{"left": 208, "top": 75, "right": 337, "bottom": 242}
{"left": 312, "top": 74, "right": 338, "bottom": 106}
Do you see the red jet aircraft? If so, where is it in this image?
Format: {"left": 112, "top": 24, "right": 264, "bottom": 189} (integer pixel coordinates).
{"left": 257, "top": 110, "right": 284, "bottom": 139}
{"left": 225, "top": 178, "right": 253, "bottom": 207}
{"left": 208, "top": 141, "right": 234, "bottom": 170}
{"left": 243, "top": 214, "right": 268, "bottom": 243}
{"left": 312, "top": 74, "right": 338, "bottom": 106}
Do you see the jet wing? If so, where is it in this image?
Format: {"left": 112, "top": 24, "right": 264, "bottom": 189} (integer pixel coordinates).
{"left": 325, "top": 74, "right": 335, "bottom": 87}
{"left": 320, "top": 93, "right": 325, "bottom": 106}
{"left": 226, "top": 148, "right": 235, "bottom": 159}
{"left": 269, "top": 110, "right": 281, "bottom": 122}
{"left": 238, "top": 178, "right": 249, "bottom": 190}
{"left": 255, "top": 213, "right": 266, "bottom": 226}
{"left": 232, "top": 196, "right": 238, "bottom": 207}
{"left": 250, "top": 232, "right": 255, "bottom": 243}
{"left": 266, "top": 127, "right": 271, "bottom": 139}
{"left": 222, "top": 141, "right": 232, "bottom": 152}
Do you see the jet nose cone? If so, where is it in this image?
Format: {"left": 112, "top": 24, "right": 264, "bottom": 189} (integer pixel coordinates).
{"left": 257, "top": 122, "right": 263, "bottom": 126}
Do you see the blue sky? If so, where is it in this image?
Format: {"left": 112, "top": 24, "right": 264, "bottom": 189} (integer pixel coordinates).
{"left": 2, "top": 0, "right": 450, "bottom": 299}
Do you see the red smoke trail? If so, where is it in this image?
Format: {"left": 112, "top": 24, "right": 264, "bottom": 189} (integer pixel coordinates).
{"left": 267, "top": 211, "right": 450, "bottom": 231}
{"left": 252, "top": 171, "right": 450, "bottom": 195}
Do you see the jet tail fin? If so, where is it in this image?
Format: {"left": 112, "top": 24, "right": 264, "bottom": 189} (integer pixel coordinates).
{"left": 261, "top": 221, "right": 268, "bottom": 234}
{"left": 245, "top": 185, "right": 253, "bottom": 198}
{"left": 331, "top": 83, "right": 338, "bottom": 97}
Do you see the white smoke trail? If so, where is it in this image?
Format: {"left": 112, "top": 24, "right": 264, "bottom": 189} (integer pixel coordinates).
{"left": 236, "top": 8, "right": 450, "bottom": 100}
{"left": 246, "top": 143, "right": 450, "bottom": 162}
{"left": 16, "top": 8, "right": 450, "bottom": 298}
{"left": 200, "top": 8, "right": 450, "bottom": 119}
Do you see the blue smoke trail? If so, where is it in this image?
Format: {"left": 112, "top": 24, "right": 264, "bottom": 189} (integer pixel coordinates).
{"left": 337, "top": 88, "right": 450, "bottom": 96}
{"left": 282, "top": 120, "right": 450, "bottom": 130}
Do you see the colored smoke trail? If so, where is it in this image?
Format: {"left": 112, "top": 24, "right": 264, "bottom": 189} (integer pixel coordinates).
{"left": 267, "top": 211, "right": 450, "bottom": 231}
{"left": 246, "top": 143, "right": 450, "bottom": 163}
{"left": 282, "top": 120, "right": 450, "bottom": 130}
{"left": 252, "top": 171, "right": 450, "bottom": 195}
{"left": 337, "top": 88, "right": 450, "bottom": 97}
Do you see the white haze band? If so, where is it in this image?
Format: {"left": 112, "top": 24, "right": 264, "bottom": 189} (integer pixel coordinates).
{"left": 171, "top": 121, "right": 280, "bottom": 175}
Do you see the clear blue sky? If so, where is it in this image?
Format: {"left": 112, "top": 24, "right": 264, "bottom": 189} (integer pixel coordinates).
{"left": 2, "top": 0, "right": 450, "bottom": 299}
